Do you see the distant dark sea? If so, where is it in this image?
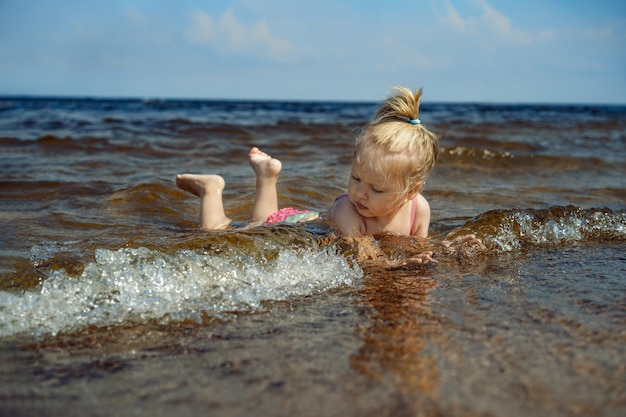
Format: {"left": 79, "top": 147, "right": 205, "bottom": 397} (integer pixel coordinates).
{"left": 0, "top": 97, "right": 624, "bottom": 416}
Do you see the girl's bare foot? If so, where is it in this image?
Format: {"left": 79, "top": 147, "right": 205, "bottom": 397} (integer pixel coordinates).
{"left": 176, "top": 174, "right": 225, "bottom": 197}
{"left": 249, "top": 147, "right": 282, "bottom": 179}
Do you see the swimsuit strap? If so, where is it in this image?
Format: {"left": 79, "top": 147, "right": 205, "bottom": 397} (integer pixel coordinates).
{"left": 410, "top": 196, "right": 417, "bottom": 235}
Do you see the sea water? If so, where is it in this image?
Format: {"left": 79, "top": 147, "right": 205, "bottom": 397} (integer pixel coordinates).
{"left": 0, "top": 97, "right": 624, "bottom": 416}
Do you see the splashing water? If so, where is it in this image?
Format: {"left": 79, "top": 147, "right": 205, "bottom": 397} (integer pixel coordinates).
{"left": 0, "top": 245, "right": 362, "bottom": 337}
{"left": 455, "top": 206, "right": 626, "bottom": 252}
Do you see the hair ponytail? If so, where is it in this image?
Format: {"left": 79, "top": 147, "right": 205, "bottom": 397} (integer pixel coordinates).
{"left": 354, "top": 86, "right": 439, "bottom": 195}
{"left": 374, "top": 86, "right": 422, "bottom": 124}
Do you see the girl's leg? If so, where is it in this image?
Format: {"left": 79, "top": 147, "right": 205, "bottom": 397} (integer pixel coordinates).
{"left": 176, "top": 174, "right": 232, "bottom": 230}
{"left": 248, "top": 147, "right": 282, "bottom": 223}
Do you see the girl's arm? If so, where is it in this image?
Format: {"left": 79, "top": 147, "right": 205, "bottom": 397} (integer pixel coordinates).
{"left": 411, "top": 194, "right": 431, "bottom": 238}
{"left": 327, "top": 196, "right": 365, "bottom": 236}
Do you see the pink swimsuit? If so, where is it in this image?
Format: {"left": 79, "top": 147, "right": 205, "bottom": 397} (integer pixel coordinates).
{"left": 263, "top": 207, "right": 319, "bottom": 225}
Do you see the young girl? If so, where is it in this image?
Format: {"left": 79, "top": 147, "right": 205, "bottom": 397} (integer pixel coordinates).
{"left": 176, "top": 86, "right": 472, "bottom": 264}
{"left": 327, "top": 86, "right": 437, "bottom": 238}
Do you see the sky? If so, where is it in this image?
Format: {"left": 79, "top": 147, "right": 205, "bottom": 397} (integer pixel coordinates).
{"left": 0, "top": 0, "right": 625, "bottom": 103}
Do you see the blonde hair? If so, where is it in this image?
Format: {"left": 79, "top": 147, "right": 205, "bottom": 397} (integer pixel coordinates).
{"left": 353, "top": 86, "right": 439, "bottom": 197}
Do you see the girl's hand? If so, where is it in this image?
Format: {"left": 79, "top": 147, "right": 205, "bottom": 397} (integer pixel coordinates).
{"left": 441, "top": 234, "right": 483, "bottom": 250}
{"left": 385, "top": 251, "right": 436, "bottom": 269}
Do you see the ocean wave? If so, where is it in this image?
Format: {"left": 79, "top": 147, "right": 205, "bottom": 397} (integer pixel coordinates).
{"left": 0, "top": 245, "right": 361, "bottom": 338}
{"left": 453, "top": 206, "right": 626, "bottom": 251}
{"left": 440, "top": 145, "right": 621, "bottom": 172}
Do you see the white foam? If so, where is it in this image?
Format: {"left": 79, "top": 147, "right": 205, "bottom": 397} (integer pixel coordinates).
{"left": 485, "top": 208, "right": 626, "bottom": 251}
{"left": 0, "top": 246, "right": 362, "bottom": 337}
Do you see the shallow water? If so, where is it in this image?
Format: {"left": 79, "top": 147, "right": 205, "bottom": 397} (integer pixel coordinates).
{"left": 0, "top": 97, "right": 625, "bottom": 416}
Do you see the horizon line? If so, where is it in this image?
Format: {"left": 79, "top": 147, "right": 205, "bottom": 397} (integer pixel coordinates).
{"left": 0, "top": 94, "right": 624, "bottom": 107}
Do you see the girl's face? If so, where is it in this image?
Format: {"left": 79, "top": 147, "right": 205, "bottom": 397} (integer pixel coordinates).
{"left": 347, "top": 161, "right": 406, "bottom": 219}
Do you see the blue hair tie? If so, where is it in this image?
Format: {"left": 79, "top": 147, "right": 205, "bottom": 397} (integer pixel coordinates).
{"left": 397, "top": 116, "right": 421, "bottom": 125}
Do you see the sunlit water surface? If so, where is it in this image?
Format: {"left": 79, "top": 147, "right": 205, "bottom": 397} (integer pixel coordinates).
{"left": 0, "top": 98, "right": 624, "bottom": 416}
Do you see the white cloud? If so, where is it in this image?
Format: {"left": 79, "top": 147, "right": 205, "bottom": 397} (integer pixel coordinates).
{"left": 186, "top": 9, "right": 215, "bottom": 43}
{"left": 185, "top": 9, "right": 292, "bottom": 61}
{"left": 479, "top": 1, "right": 531, "bottom": 45}
{"left": 537, "top": 30, "right": 555, "bottom": 42}
{"left": 377, "top": 35, "right": 438, "bottom": 70}
{"left": 439, "top": 0, "right": 531, "bottom": 45}
{"left": 585, "top": 27, "right": 613, "bottom": 41}
{"left": 442, "top": 0, "right": 472, "bottom": 33}
{"left": 125, "top": 5, "right": 146, "bottom": 27}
